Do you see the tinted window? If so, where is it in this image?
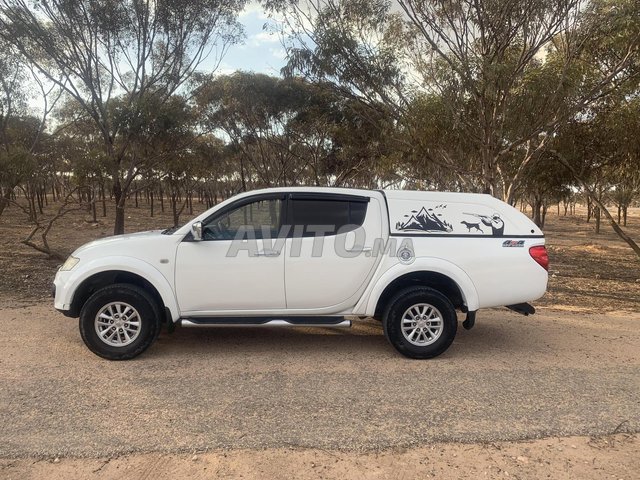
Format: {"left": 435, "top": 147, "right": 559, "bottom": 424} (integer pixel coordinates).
{"left": 289, "top": 198, "right": 368, "bottom": 237}
{"left": 204, "top": 199, "right": 282, "bottom": 240}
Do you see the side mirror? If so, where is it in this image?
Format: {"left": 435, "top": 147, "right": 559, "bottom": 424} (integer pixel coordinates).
{"left": 191, "top": 221, "right": 203, "bottom": 241}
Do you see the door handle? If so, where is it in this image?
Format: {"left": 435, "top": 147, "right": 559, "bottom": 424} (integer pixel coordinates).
{"left": 255, "top": 250, "right": 280, "bottom": 257}
{"left": 345, "top": 246, "right": 372, "bottom": 253}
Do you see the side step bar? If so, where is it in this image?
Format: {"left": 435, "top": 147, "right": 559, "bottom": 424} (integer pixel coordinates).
{"left": 506, "top": 303, "right": 536, "bottom": 316}
{"left": 180, "top": 316, "right": 352, "bottom": 328}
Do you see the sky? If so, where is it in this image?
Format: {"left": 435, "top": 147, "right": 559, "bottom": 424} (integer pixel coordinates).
{"left": 215, "top": 2, "right": 289, "bottom": 77}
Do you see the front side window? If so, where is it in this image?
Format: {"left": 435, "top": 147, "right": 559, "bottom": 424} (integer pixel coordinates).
{"left": 204, "top": 198, "right": 282, "bottom": 240}
{"left": 289, "top": 198, "right": 368, "bottom": 237}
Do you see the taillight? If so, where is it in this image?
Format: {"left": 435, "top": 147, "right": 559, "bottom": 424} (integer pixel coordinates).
{"left": 529, "top": 245, "right": 549, "bottom": 271}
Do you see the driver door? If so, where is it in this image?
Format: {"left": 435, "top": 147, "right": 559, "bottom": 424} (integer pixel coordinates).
{"left": 175, "top": 194, "right": 286, "bottom": 315}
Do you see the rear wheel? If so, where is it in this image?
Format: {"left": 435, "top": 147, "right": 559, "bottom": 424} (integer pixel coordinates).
{"left": 383, "top": 287, "right": 457, "bottom": 359}
{"left": 79, "top": 284, "right": 161, "bottom": 360}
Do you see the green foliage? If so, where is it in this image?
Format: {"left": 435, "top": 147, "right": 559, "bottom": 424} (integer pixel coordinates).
{"left": 195, "top": 71, "right": 395, "bottom": 187}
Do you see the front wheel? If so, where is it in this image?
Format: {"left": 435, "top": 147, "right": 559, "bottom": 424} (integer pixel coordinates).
{"left": 79, "top": 284, "right": 161, "bottom": 360}
{"left": 383, "top": 287, "right": 458, "bottom": 359}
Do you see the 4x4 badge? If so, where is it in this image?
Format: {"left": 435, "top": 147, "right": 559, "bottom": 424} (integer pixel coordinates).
{"left": 502, "top": 240, "right": 525, "bottom": 247}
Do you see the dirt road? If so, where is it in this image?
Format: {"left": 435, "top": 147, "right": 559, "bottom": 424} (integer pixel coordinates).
{"left": 2, "top": 434, "right": 638, "bottom": 480}
{"left": 1, "top": 303, "right": 638, "bottom": 466}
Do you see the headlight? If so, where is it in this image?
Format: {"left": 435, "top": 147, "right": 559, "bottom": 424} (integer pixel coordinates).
{"left": 60, "top": 255, "right": 80, "bottom": 271}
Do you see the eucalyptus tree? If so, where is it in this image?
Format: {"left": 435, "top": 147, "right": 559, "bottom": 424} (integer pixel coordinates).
{"left": 519, "top": 152, "right": 574, "bottom": 228}
{"left": 0, "top": 0, "right": 246, "bottom": 233}
{"left": 0, "top": 39, "right": 26, "bottom": 154}
{"left": 269, "top": 0, "right": 640, "bottom": 201}
{"left": 607, "top": 97, "right": 640, "bottom": 227}
{"left": 610, "top": 165, "right": 640, "bottom": 227}
{"left": 189, "top": 135, "right": 231, "bottom": 208}
{"left": 196, "top": 72, "right": 313, "bottom": 188}
{"left": 0, "top": 39, "right": 34, "bottom": 215}
{"left": 552, "top": 98, "right": 640, "bottom": 256}
{"left": 197, "top": 71, "right": 399, "bottom": 188}
{"left": 0, "top": 117, "right": 39, "bottom": 216}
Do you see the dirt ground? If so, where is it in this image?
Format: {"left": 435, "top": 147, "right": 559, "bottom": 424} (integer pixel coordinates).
{"left": 2, "top": 434, "right": 638, "bottom": 480}
{"left": 0, "top": 198, "right": 639, "bottom": 479}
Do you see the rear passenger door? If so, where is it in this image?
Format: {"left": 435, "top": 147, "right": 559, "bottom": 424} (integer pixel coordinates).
{"left": 283, "top": 193, "right": 382, "bottom": 311}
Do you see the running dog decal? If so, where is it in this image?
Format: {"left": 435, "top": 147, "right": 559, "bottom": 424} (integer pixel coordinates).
{"left": 464, "top": 212, "right": 504, "bottom": 236}
{"left": 396, "top": 205, "right": 453, "bottom": 233}
{"left": 460, "top": 220, "right": 483, "bottom": 233}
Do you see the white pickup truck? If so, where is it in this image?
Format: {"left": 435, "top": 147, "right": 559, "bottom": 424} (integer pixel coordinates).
{"left": 53, "top": 187, "right": 548, "bottom": 360}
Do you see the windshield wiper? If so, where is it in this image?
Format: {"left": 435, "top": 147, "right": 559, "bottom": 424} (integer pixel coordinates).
{"left": 161, "top": 226, "right": 179, "bottom": 235}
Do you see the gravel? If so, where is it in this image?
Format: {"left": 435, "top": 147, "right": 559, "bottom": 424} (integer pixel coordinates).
{"left": 0, "top": 304, "right": 638, "bottom": 458}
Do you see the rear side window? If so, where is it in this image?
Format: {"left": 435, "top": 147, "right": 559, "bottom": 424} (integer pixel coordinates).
{"left": 289, "top": 198, "right": 368, "bottom": 237}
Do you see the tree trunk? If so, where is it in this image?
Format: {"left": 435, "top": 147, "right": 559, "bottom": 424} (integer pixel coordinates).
{"left": 89, "top": 188, "right": 97, "bottom": 223}
{"left": 113, "top": 178, "right": 125, "bottom": 234}
{"left": 595, "top": 206, "right": 600, "bottom": 234}
{"left": 531, "top": 197, "right": 543, "bottom": 227}
{"left": 0, "top": 189, "right": 12, "bottom": 216}
{"left": 98, "top": 182, "right": 105, "bottom": 217}
{"left": 36, "top": 187, "right": 44, "bottom": 214}
{"left": 29, "top": 189, "right": 37, "bottom": 221}
{"left": 171, "top": 193, "right": 179, "bottom": 227}
{"left": 240, "top": 156, "right": 247, "bottom": 192}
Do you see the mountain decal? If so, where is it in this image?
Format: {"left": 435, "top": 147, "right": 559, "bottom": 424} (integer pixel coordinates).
{"left": 396, "top": 206, "right": 453, "bottom": 233}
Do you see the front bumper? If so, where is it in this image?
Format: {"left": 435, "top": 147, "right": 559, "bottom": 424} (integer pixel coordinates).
{"left": 53, "top": 270, "right": 78, "bottom": 317}
{"left": 51, "top": 283, "right": 73, "bottom": 316}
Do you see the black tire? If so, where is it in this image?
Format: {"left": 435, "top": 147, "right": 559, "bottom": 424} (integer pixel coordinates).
{"left": 382, "top": 286, "right": 457, "bottom": 359}
{"left": 79, "top": 283, "right": 161, "bottom": 360}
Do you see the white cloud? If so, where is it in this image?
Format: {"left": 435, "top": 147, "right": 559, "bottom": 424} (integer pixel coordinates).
{"left": 213, "top": 63, "right": 237, "bottom": 76}
{"left": 269, "top": 47, "right": 287, "bottom": 60}
{"left": 252, "top": 30, "right": 281, "bottom": 46}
